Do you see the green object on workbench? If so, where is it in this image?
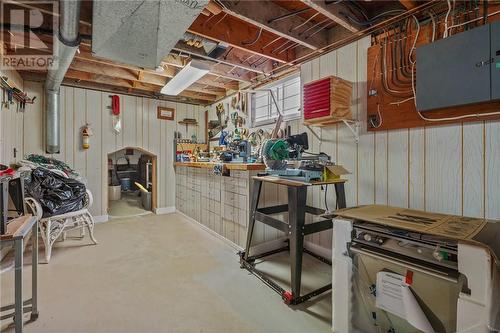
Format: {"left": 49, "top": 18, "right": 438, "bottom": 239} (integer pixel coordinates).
{"left": 269, "top": 140, "right": 289, "bottom": 161}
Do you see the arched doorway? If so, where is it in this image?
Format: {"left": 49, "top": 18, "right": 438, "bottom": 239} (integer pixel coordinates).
{"left": 105, "top": 147, "right": 157, "bottom": 218}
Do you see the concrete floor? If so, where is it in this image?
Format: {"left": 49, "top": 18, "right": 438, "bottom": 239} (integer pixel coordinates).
{"left": 108, "top": 192, "right": 151, "bottom": 218}
{"left": 0, "top": 213, "right": 332, "bottom": 333}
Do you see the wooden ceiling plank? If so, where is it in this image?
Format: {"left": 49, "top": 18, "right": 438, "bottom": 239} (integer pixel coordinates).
{"left": 219, "top": 0, "right": 328, "bottom": 50}
{"left": 187, "top": 12, "right": 294, "bottom": 63}
{"left": 299, "top": 0, "right": 361, "bottom": 32}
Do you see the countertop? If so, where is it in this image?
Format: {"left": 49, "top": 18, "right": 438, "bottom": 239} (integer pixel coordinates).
{"left": 174, "top": 162, "right": 266, "bottom": 171}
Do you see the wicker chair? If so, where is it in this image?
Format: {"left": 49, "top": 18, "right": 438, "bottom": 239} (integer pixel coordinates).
{"left": 25, "top": 189, "right": 98, "bottom": 263}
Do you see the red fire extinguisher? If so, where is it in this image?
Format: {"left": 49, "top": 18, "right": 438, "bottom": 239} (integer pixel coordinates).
{"left": 82, "top": 124, "right": 93, "bottom": 150}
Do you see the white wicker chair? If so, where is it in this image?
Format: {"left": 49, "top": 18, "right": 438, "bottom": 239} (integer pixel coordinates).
{"left": 25, "top": 189, "right": 98, "bottom": 263}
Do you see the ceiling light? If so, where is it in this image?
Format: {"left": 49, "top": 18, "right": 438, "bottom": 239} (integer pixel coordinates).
{"left": 160, "top": 60, "right": 210, "bottom": 96}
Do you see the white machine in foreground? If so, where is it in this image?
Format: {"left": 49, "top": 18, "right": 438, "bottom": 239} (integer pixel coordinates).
{"left": 332, "top": 217, "right": 496, "bottom": 333}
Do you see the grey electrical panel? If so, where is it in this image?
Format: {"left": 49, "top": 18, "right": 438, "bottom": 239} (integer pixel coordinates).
{"left": 416, "top": 24, "right": 491, "bottom": 112}
{"left": 492, "top": 20, "right": 500, "bottom": 100}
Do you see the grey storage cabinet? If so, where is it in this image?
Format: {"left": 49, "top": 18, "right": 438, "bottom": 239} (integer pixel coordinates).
{"left": 416, "top": 21, "right": 499, "bottom": 112}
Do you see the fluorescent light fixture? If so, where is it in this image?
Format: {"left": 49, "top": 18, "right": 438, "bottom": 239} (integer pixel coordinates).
{"left": 160, "top": 60, "right": 210, "bottom": 96}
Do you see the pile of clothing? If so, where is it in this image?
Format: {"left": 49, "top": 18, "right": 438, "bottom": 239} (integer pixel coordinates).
{"left": 18, "top": 155, "right": 87, "bottom": 218}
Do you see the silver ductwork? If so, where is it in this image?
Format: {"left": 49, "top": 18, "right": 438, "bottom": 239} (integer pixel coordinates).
{"left": 92, "top": 0, "right": 208, "bottom": 69}
{"left": 45, "top": 0, "right": 81, "bottom": 154}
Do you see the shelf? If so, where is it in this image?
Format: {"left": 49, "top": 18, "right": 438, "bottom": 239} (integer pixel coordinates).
{"left": 304, "top": 118, "right": 359, "bottom": 143}
{"left": 178, "top": 121, "right": 198, "bottom": 126}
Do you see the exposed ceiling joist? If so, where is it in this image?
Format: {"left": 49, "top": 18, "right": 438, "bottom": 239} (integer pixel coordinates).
{"left": 68, "top": 61, "right": 225, "bottom": 99}
{"left": 20, "top": 71, "right": 210, "bottom": 105}
{"left": 299, "top": 0, "right": 361, "bottom": 32}
{"left": 218, "top": 0, "right": 328, "bottom": 50}
{"left": 399, "top": 1, "right": 418, "bottom": 10}
{"left": 61, "top": 69, "right": 217, "bottom": 102}
{"left": 187, "top": 12, "right": 294, "bottom": 63}
{"left": 198, "top": 76, "right": 239, "bottom": 90}
{"left": 1, "top": 31, "right": 241, "bottom": 91}
{"left": 173, "top": 41, "right": 274, "bottom": 75}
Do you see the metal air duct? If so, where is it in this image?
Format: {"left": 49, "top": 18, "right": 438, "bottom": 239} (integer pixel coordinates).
{"left": 45, "top": 0, "right": 82, "bottom": 154}
{"left": 92, "top": 0, "right": 208, "bottom": 69}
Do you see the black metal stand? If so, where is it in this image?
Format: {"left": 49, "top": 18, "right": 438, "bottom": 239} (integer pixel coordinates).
{"left": 239, "top": 178, "right": 347, "bottom": 305}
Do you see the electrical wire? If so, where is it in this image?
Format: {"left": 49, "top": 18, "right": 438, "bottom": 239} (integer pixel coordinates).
{"left": 305, "top": 21, "right": 335, "bottom": 40}
{"left": 446, "top": 9, "right": 500, "bottom": 34}
{"left": 290, "top": 12, "right": 319, "bottom": 32}
{"left": 298, "top": 18, "right": 330, "bottom": 36}
{"left": 343, "top": 9, "right": 406, "bottom": 27}
{"left": 241, "top": 28, "right": 263, "bottom": 46}
{"left": 443, "top": 0, "right": 452, "bottom": 38}
{"left": 370, "top": 104, "right": 383, "bottom": 129}
{"left": 389, "top": 96, "right": 414, "bottom": 106}
{"left": 428, "top": 10, "right": 436, "bottom": 42}
{"left": 408, "top": 15, "right": 419, "bottom": 67}
{"left": 324, "top": 185, "right": 329, "bottom": 213}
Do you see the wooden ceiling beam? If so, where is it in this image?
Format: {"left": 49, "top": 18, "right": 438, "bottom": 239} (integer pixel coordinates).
{"left": 219, "top": 0, "right": 328, "bottom": 50}
{"left": 2, "top": 31, "right": 241, "bottom": 91}
{"left": 172, "top": 41, "right": 274, "bottom": 75}
{"left": 20, "top": 71, "right": 210, "bottom": 105}
{"left": 65, "top": 64, "right": 224, "bottom": 101}
{"left": 187, "top": 12, "right": 294, "bottom": 63}
{"left": 62, "top": 69, "right": 217, "bottom": 102}
{"left": 399, "top": 0, "right": 418, "bottom": 10}
{"left": 299, "top": 0, "right": 361, "bottom": 32}
{"left": 198, "top": 75, "right": 238, "bottom": 90}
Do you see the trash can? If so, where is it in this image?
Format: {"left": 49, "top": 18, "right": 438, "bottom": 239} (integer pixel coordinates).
{"left": 108, "top": 185, "right": 121, "bottom": 201}
{"left": 141, "top": 191, "right": 152, "bottom": 211}
{"left": 120, "top": 177, "right": 131, "bottom": 191}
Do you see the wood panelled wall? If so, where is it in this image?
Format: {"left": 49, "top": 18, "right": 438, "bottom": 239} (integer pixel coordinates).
{"left": 0, "top": 70, "right": 24, "bottom": 165}
{"left": 22, "top": 81, "right": 206, "bottom": 218}
{"left": 288, "top": 36, "right": 500, "bottom": 250}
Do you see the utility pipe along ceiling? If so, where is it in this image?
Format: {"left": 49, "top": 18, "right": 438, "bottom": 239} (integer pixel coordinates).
{"left": 45, "top": 0, "right": 82, "bottom": 154}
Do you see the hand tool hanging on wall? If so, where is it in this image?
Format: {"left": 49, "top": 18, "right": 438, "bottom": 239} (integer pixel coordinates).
{"left": 109, "top": 95, "right": 121, "bottom": 134}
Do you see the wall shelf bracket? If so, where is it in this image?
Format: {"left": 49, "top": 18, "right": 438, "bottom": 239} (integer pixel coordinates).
{"left": 341, "top": 119, "right": 359, "bottom": 143}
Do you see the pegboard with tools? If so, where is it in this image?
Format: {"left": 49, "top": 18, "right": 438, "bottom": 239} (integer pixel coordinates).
{"left": 367, "top": 2, "right": 500, "bottom": 131}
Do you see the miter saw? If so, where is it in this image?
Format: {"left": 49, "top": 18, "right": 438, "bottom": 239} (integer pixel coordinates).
{"left": 261, "top": 132, "right": 332, "bottom": 182}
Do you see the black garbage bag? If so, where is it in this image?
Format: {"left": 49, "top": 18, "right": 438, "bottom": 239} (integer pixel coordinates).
{"left": 25, "top": 168, "right": 87, "bottom": 218}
